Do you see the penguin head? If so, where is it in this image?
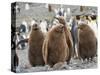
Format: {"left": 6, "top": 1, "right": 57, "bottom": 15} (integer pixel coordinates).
{"left": 54, "top": 16, "right": 66, "bottom": 25}
{"left": 54, "top": 24, "right": 65, "bottom": 33}
{"left": 78, "top": 24, "right": 89, "bottom": 31}
{"left": 32, "top": 23, "right": 40, "bottom": 31}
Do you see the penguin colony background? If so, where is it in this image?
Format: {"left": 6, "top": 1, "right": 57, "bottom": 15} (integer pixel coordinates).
{"left": 11, "top": 2, "right": 98, "bottom": 73}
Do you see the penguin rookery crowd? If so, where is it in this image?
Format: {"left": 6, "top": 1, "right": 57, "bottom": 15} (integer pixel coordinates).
{"left": 11, "top": 3, "right": 97, "bottom": 72}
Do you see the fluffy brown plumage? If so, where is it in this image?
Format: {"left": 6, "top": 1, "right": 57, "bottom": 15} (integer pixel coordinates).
{"left": 78, "top": 24, "right": 97, "bottom": 61}
{"left": 42, "top": 24, "right": 69, "bottom": 67}
{"left": 28, "top": 23, "right": 45, "bottom": 66}
{"left": 55, "top": 16, "right": 73, "bottom": 62}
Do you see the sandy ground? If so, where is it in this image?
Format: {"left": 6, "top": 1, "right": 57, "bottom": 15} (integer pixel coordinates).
{"left": 12, "top": 2, "right": 98, "bottom": 73}
{"left": 16, "top": 47, "right": 97, "bottom": 73}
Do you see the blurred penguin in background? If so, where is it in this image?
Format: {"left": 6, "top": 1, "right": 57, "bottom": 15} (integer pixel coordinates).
{"left": 59, "top": 5, "right": 65, "bottom": 16}
{"left": 39, "top": 19, "right": 48, "bottom": 33}
{"left": 45, "top": 4, "right": 53, "bottom": 12}
{"left": 16, "top": 32, "right": 27, "bottom": 50}
{"left": 19, "top": 21, "right": 28, "bottom": 33}
{"left": 16, "top": 19, "right": 37, "bottom": 49}
{"left": 66, "top": 8, "right": 71, "bottom": 22}
{"left": 78, "top": 16, "right": 88, "bottom": 25}
{"left": 71, "top": 17, "right": 79, "bottom": 58}
{"left": 54, "top": 5, "right": 67, "bottom": 20}
{"left": 48, "top": 4, "right": 52, "bottom": 12}
{"left": 80, "top": 6, "right": 84, "bottom": 12}
{"left": 87, "top": 14, "right": 97, "bottom": 39}
{"left": 17, "top": 21, "right": 28, "bottom": 49}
